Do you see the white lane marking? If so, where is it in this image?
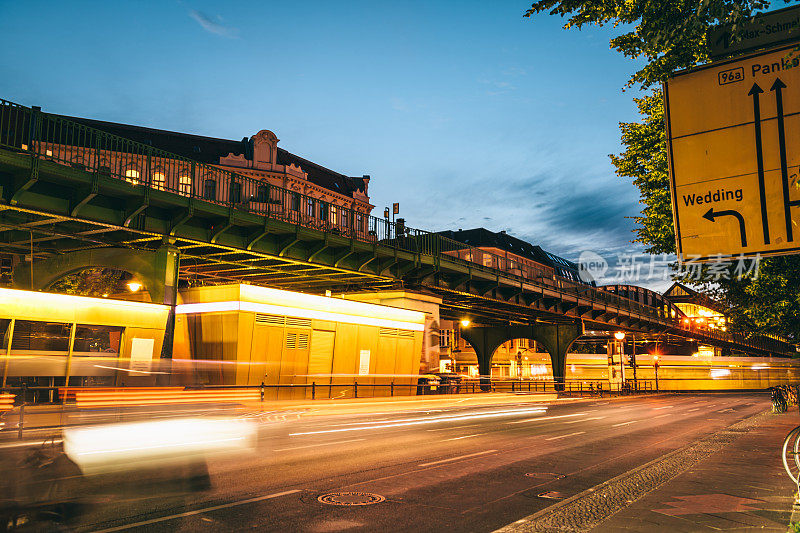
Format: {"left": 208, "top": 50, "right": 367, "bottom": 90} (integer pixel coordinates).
{"left": 507, "top": 413, "right": 588, "bottom": 425}
{"left": 273, "top": 438, "right": 365, "bottom": 452}
{"left": 687, "top": 408, "right": 700, "bottom": 412}
{"left": 653, "top": 414, "right": 671, "bottom": 419}
{"left": 418, "top": 449, "right": 497, "bottom": 467}
{"left": 443, "top": 433, "right": 485, "bottom": 441}
{"left": 563, "top": 416, "right": 606, "bottom": 424}
{"left": 0, "top": 439, "right": 63, "bottom": 449}
{"left": 612, "top": 420, "right": 640, "bottom": 427}
{"left": 653, "top": 406, "right": 673, "bottom": 410}
{"left": 545, "top": 431, "right": 585, "bottom": 441}
{"left": 427, "top": 424, "right": 482, "bottom": 432}
{"left": 718, "top": 408, "right": 735, "bottom": 413}
{"left": 92, "top": 489, "right": 302, "bottom": 532}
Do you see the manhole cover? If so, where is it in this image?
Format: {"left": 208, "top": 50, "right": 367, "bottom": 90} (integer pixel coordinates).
{"left": 318, "top": 492, "right": 385, "bottom": 506}
{"left": 537, "top": 491, "right": 565, "bottom": 500}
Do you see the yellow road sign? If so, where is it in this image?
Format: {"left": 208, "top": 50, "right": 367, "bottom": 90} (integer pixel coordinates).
{"left": 665, "top": 43, "right": 800, "bottom": 261}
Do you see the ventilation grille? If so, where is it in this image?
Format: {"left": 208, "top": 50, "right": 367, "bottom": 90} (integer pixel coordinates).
{"left": 255, "top": 314, "right": 311, "bottom": 328}
{"left": 255, "top": 313, "right": 285, "bottom": 326}
{"left": 287, "top": 317, "right": 312, "bottom": 328}
{"left": 379, "top": 327, "right": 398, "bottom": 336}
{"left": 286, "top": 332, "right": 310, "bottom": 350}
{"left": 398, "top": 330, "right": 415, "bottom": 338}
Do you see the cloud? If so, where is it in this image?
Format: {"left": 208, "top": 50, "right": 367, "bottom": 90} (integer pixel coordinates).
{"left": 189, "top": 9, "right": 238, "bottom": 38}
{"left": 419, "top": 167, "right": 641, "bottom": 264}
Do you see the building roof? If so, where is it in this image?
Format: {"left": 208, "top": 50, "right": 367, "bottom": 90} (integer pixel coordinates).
{"left": 435, "top": 228, "right": 588, "bottom": 284}
{"left": 56, "top": 114, "right": 369, "bottom": 199}
{"left": 663, "top": 282, "right": 727, "bottom": 315}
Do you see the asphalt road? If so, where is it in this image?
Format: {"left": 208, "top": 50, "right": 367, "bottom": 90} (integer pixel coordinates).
{"left": 18, "top": 392, "right": 772, "bottom": 532}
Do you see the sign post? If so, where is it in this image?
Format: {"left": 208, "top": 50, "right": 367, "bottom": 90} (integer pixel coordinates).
{"left": 665, "top": 42, "right": 800, "bottom": 261}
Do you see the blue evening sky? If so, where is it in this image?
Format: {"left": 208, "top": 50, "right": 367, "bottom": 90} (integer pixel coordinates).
{"left": 0, "top": 1, "right": 660, "bottom": 286}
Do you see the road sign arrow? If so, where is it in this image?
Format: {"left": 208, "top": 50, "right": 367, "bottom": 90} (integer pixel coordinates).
{"left": 703, "top": 207, "right": 748, "bottom": 247}
{"left": 771, "top": 77, "right": 794, "bottom": 243}
{"left": 749, "top": 82, "right": 770, "bottom": 245}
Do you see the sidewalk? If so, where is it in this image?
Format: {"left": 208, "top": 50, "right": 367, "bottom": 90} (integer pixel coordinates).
{"left": 593, "top": 410, "right": 798, "bottom": 532}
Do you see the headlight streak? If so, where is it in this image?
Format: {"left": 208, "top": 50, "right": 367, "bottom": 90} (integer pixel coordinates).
{"left": 288, "top": 407, "right": 548, "bottom": 436}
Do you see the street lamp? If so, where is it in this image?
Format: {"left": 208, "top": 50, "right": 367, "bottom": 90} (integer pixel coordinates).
{"left": 460, "top": 319, "right": 471, "bottom": 328}
{"left": 127, "top": 281, "right": 142, "bottom": 292}
{"left": 614, "top": 331, "right": 626, "bottom": 391}
{"left": 653, "top": 354, "right": 660, "bottom": 392}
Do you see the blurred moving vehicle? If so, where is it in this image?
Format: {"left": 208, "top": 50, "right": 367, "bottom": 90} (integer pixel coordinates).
{"left": 0, "top": 407, "right": 258, "bottom": 531}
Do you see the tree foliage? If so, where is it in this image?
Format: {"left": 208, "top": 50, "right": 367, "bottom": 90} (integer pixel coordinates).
{"left": 525, "top": 0, "right": 800, "bottom": 341}
{"left": 609, "top": 91, "right": 674, "bottom": 254}
{"left": 49, "top": 268, "right": 125, "bottom": 297}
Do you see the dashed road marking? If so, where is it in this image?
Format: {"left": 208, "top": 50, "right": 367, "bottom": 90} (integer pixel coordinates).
{"left": 444, "top": 433, "right": 485, "bottom": 441}
{"left": 418, "top": 449, "right": 497, "bottom": 467}
{"left": 507, "top": 413, "right": 587, "bottom": 424}
{"left": 273, "top": 438, "right": 365, "bottom": 452}
{"left": 612, "top": 420, "right": 640, "bottom": 427}
{"left": 545, "top": 431, "right": 586, "bottom": 441}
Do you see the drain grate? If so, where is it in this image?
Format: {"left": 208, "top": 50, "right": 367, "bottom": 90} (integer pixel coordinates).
{"left": 318, "top": 492, "right": 386, "bottom": 506}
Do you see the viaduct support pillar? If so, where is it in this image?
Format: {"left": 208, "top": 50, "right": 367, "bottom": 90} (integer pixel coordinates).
{"left": 460, "top": 320, "right": 583, "bottom": 392}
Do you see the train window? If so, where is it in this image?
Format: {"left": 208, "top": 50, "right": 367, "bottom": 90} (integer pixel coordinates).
{"left": 11, "top": 320, "right": 71, "bottom": 353}
{"left": 72, "top": 324, "right": 124, "bottom": 356}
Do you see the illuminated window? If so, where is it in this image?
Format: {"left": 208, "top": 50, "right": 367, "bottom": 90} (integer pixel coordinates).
{"left": 482, "top": 253, "right": 493, "bottom": 267}
{"left": 152, "top": 170, "right": 166, "bottom": 191}
{"left": 11, "top": 320, "right": 71, "bottom": 353}
{"left": 341, "top": 208, "right": 349, "bottom": 227}
{"left": 307, "top": 198, "right": 315, "bottom": 217}
{"left": 439, "top": 329, "right": 452, "bottom": 348}
{"left": 45, "top": 149, "right": 53, "bottom": 157}
{"left": 124, "top": 168, "right": 140, "bottom": 185}
{"left": 330, "top": 205, "right": 337, "bottom": 225}
{"left": 72, "top": 324, "right": 123, "bottom": 356}
{"left": 179, "top": 174, "right": 192, "bottom": 196}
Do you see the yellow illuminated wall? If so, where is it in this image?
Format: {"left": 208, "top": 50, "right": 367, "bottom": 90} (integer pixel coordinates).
{"left": 174, "top": 284, "right": 426, "bottom": 398}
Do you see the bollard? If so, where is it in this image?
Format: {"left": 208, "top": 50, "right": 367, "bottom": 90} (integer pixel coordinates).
{"left": 312, "top": 381, "right": 316, "bottom": 400}
{"left": 390, "top": 381, "right": 394, "bottom": 396}
{"left": 260, "top": 381, "right": 265, "bottom": 401}
{"left": 354, "top": 381, "right": 358, "bottom": 398}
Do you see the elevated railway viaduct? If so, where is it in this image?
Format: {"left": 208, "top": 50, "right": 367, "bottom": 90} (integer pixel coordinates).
{"left": 0, "top": 100, "right": 792, "bottom": 389}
